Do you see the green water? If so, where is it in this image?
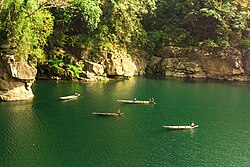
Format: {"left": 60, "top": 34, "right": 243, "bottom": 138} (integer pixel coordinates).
{"left": 0, "top": 77, "right": 250, "bottom": 166}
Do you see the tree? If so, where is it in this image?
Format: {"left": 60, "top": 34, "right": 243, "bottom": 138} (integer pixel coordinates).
{"left": 48, "top": 0, "right": 157, "bottom": 58}
{"left": 101, "top": 0, "right": 156, "bottom": 49}
{"left": 0, "top": 0, "right": 67, "bottom": 62}
{"left": 143, "top": 0, "right": 250, "bottom": 55}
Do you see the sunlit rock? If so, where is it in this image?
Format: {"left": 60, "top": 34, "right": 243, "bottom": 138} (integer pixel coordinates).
{"left": 85, "top": 61, "right": 104, "bottom": 76}
{"left": 147, "top": 54, "right": 248, "bottom": 81}
{"left": 0, "top": 55, "right": 36, "bottom": 101}
{"left": 105, "top": 52, "right": 146, "bottom": 77}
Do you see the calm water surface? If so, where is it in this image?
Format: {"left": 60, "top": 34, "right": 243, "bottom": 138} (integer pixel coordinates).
{"left": 0, "top": 77, "right": 250, "bottom": 166}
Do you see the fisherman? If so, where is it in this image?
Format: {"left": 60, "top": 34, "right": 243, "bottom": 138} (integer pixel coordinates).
{"left": 133, "top": 97, "right": 137, "bottom": 101}
{"left": 151, "top": 98, "right": 154, "bottom": 102}
{"left": 191, "top": 122, "right": 195, "bottom": 127}
{"left": 117, "top": 109, "right": 121, "bottom": 116}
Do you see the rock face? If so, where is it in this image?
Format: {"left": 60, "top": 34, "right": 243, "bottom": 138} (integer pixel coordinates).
{"left": 146, "top": 45, "right": 250, "bottom": 81}
{"left": 0, "top": 55, "right": 37, "bottom": 101}
{"left": 76, "top": 53, "right": 147, "bottom": 81}
{"left": 105, "top": 52, "right": 147, "bottom": 77}
{"left": 242, "top": 54, "right": 250, "bottom": 75}
{"left": 85, "top": 61, "right": 104, "bottom": 76}
{"left": 198, "top": 56, "right": 246, "bottom": 81}
{"left": 156, "top": 57, "right": 206, "bottom": 78}
{"left": 147, "top": 55, "right": 249, "bottom": 81}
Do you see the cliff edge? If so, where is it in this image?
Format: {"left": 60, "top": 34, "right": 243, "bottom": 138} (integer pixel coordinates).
{"left": 0, "top": 54, "right": 37, "bottom": 101}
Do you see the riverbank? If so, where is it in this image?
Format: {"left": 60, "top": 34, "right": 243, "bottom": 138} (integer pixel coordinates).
{"left": 1, "top": 47, "right": 250, "bottom": 102}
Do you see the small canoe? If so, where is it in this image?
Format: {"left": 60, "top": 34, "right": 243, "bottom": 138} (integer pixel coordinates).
{"left": 163, "top": 125, "right": 198, "bottom": 130}
{"left": 59, "top": 93, "right": 80, "bottom": 100}
{"left": 117, "top": 99, "right": 155, "bottom": 104}
{"left": 93, "top": 112, "right": 124, "bottom": 116}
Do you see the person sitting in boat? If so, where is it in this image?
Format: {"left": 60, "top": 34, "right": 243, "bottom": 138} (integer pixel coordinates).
{"left": 133, "top": 97, "right": 137, "bottom": 101}
{"left": 150, "top": 98, "right": 154, "bottom": 102}
{"left": 191, "top": 122, "right": 195, "bottom": 127}
{"left": 117, "top": 109, "right": 121, "bottom": 116}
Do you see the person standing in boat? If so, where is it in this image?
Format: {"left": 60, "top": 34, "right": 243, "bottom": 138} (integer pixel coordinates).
{"left": 133, "top": 97, "right": 137, "bottom": 101}
{"left": 191, "top": 122, "right": 195, "bottom": 127}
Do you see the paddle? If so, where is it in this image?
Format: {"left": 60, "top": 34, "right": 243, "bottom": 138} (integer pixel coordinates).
{"left": 116, "top": 109, "right": 127, "bottom": 119}
{"left": 121, "top": 114, "right": 128, "bottom": 119}
{"left": 149, "top": 98, "right": 156, "bottom": 104}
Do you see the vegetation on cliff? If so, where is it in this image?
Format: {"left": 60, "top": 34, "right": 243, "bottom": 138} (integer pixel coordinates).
{"left": 0, "top": 0, "right": 56, "bottom": 62}
{"left": 0, "top": 0, "right": 249, "bottom": 80}
{"left": 143, "top": 0, "right": 250, "bottom": 57}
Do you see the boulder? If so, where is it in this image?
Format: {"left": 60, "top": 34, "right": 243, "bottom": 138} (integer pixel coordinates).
{"left": 105, "top": 52, "right": 146, "bottom": 77}
{"left": 120, "top": 58, "right": 137, "bottom": 77}
{"left": 0, "top": 55, "right": 37, "bottom": 101}
{"left": 85, "top": 71, "right": 96, "bottom": 79}
{"left": 105, "top": 57, "right": 125, "bottom": 76}
{"left": 85, "top": 61, "right": 104, "bottom": 76}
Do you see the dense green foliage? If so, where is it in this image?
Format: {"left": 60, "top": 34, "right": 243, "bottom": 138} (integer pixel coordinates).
{"left": 0, "top": 0, "right": 54, "bottom": 62}
{"left": 48, "top": 0, "right": 156, "bottom": 57}
{"left": 41, "top": 0, "right": 156, "bottom": 79}
{"left": 0, "top": 0, "right": 249, "bottom": 78}
{"left": 143, "top": 0, "right": 250, "bottom": 55}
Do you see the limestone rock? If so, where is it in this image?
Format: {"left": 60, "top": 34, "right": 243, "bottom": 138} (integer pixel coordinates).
{"left": 96, "top": 76, "right": 109, "bottom": 81}
{"left": 15, "top": 61, "right": 37, "bottom": 80}
{"left": 147, "top": 55, "right": 248, "bottom": 81}
{"left": 85, "top": 61, "right": 104, "bottom": 76}
{"left": 105, "top": 52, "right": 146, "bottom": 77}
{"left": 147, "top": 56, "right": 162, "bottom": 74}
{"left": 105, "top": 58, "right": 125, "bottom": 76}
{"left": 86, "top": 71, "right": 96, "bottom": 79}
{"left": 133, "top": 57, "right": 147, "bottom": 76}
{"left": 121, "top": 58, "right": 137, "bottom": 77}
{"left": 159, "top": 58, "right": 206, "bottom": 78}
{"left": 0, "top": 55, "right": 36, "bottom": 101}
{"left": 199, "top": 57, "right": 245, "bottom": 80}
{"left": 0, "top": 85, "right": 34, "bottom": 101}
{"left": 242, "top": 54, "right": 250, "bottom": 75}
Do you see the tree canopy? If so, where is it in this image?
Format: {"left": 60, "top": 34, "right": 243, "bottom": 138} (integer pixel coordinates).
{"left": 0, "top": 0, "right": 249, "bottom": 64}
{"left": 0, "top": 0, "right": 58, "bottom": 62}
{"left": 143, "top": 0, "right": 250, "bottom": 54}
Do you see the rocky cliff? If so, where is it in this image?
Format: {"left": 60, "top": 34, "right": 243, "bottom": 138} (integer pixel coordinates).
{"left": 104, "top": 51, "right": 147, "bottom": 77}
{"left": 37, "top": 49, "right": 147, "bottom": 82}
{"left": 79, "top": 52, "right": 147, "bottom": 81}
{"left": 2, "top": 46, "right": 250, "bottom": 102}
{"left": 147, "top": 47, "right": 250, "bottom": 81}
{"left": 0, "top": 54, "right": 37, "bottom": 101}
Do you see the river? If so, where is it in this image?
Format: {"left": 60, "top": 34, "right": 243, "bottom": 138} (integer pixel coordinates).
{"left": 0, "top": 77, "right": 250, "bottom": 166}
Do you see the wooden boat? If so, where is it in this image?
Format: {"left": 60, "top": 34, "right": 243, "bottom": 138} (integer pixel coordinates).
{"left": 93, "top": 112, "right": 124, "bottom": 116}
{"left": 93, "top": 109, "right": 123, "bottom": 117}
{"left": 163, "top": 125, "right": 198, "bottom": 130}
{"left": 117, "top": 99, "right": 155, "bottom": 104}
{"left": 59, "top": 93, "right": 80, "bottom": 100}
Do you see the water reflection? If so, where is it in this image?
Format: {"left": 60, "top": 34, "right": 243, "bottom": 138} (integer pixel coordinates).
{"left": 113, "top": 78, "right": 137, "bottom": 98}
{"left": 0, "top": 100, "right": 35, "bottom": 165}
{"left": 1, "top": 78, "right": 250, "bottom": 166}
